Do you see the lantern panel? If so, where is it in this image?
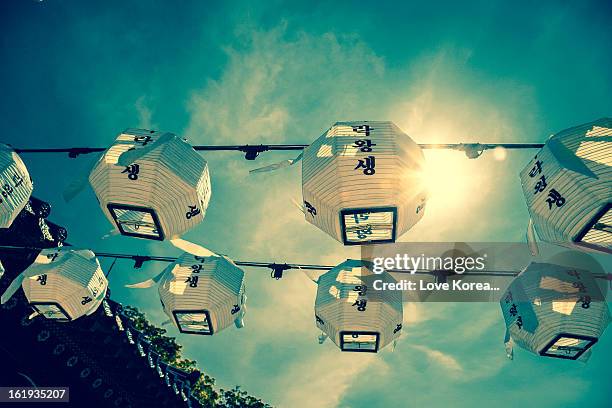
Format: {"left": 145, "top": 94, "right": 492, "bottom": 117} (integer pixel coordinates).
{"left": 30, "top": 302, "right": 71, "bottom": 322}
{"left": 0, "top": 144, "right": 34, "bottom": 228}
{"left": 574, "top": 203, "right": 611, "bottom": 251}
{"left": 89, "top": 129, "right": 211, "bottom": 240}
{"left": 539, "top": 333, "right": 598, "bottom": 360}
{"left": 340, "top": 207, "right": 397, "bottom": 245}
{"left": 107, "top": 203, "right": 163, "bottom": 240}
{"left": 172, "top": 310, "right": 213, "bottom": 335}
{"left": 339, "top": 331, "right": 380, "bottom": 353}
{"left": 520, "top": 118, "right": 612, "bottom": 254}
{"left": 302, "top": 121, "right": 426, "bottom": 245}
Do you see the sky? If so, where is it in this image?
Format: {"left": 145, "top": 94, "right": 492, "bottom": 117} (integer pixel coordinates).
{"left": 1, "top": 0, "right": 611, "bottom": 407}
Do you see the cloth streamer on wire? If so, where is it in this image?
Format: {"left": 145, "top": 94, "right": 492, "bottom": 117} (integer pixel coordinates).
{"left": 249, "top": 152, "right": 303, "bottom": 174}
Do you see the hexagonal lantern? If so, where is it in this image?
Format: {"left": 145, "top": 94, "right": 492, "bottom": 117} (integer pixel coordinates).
{"left": 520, "top": 118, "right": 611, "bottom": 254}
{"left": 302, "top": 121, "right": 427, "bottom": 245}
{"left": 0, "top": 144, "right": 33, "bottom": 228}
{"left": 158, "top": 252, "right": 246, "bottom": 335}
{"left": 0, "top": 248, "right": 108, "bottom": 322}
{"left": 500, "top": 262, "right": 609, "bottom": 360}
{"left": 89, "top": 129, "right": 211, "bottom": 240}
{"left": 315, "top": 260, "right": 403, "bottom": 352}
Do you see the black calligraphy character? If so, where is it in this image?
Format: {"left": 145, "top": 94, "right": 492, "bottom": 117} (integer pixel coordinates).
{"left": 46, "top": 252, "right": 59, "bottom": 262}
{"left": 546, "top": 189, "right": 566, "bottom": 209}
{"left": 12, "top": 174, "right": 24, "bottom": 187}
{"left": 355, "top": 225, "right": 373, "bottom": 239}
{"left": 529, "top": 160, "right": 543, "bottom": 177}
{"left": 394, "top": 324, "right": 402, "bottom": 334}
{"left": 231, "top": 305, "right": 241, "bottom": 315}
{"left": 134, "top": 135, "right": 152, "bottom": 146}
{"left": 508, "top": 304, "right": 518, "bottom": 317}
{"left": 81, "top": 296, "right": 93, "bottom": 305}
{"left": 352, "top": 299, "right": 367, "bottom": 312}
{"left": 304, "top": 201, "right": 317, "bottom": 216}
{"left": 353, "top": 139, "right": 376, "bottom": 152}
{"left": 351, "top": 124, "right": 371, "bottom": 136}
{"left": 352, "top": 213, "right": 369, "bottom": 224}
{"left": 354, "top": 156, "right": 376, "bottom": 175}
{"left": 579, "top": 295, "right": 591, "bottom": 309}
{"left": 533, "top": 176, "right": 547, "bottom": 194}
{"left": 353, "top": 285, "right": 367, "bottom": 296}
{"left": 186, "top": 205, "right": 201, "bottom": 219}
{"left": 1, "top": 184, "right": 13, "bottom": 198}
{"left": 37, "top": 274, "right": 47, "bottom": 286}
{"left": 122, "top": 164, "right": 140, "bottom": 180}
{"left": 185, "top": 276, "right": 199, "bottom": 288}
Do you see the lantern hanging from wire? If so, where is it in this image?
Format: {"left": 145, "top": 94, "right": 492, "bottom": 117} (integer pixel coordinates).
{"left": 314, "top": 259, "right": 403, "bottom": 352}
{"left": 521, "top": 118, "right": 611, "bottom": 254}
{"left": 127, "top": 247, "right": 246, "bottom": 336}
{"left": 89, "top": 129, "right": 211, "bottom": 241}
{"left": 500, "top": 262, "right": 609, "bottom": 361}
{"left": 0, "top": 248, "right": 108, "bottom": 322}
{"left": 0, "top": 144, "right": 33, "bottom": 228}
{"left": 300, "top": 121, "right": 427, "bottom": 245}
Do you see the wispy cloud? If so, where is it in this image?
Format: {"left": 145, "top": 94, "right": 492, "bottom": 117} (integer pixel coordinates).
{"left": 135, "top": 96, "right": 154, "bottom": 129}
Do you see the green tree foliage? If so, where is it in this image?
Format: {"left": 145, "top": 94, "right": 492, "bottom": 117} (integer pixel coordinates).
{"left": 122, "top": 306, "right": 271, "bottom": 408}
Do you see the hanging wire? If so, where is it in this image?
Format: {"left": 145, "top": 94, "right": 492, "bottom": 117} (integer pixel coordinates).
{"left": 105, "top": 257, "right": 118, "bottom": 278}
{"left": 12, "top": 142, "right": 544, "bottom": 160}
{"left": 1, "top": 244, "right": 609, "bottom": 281}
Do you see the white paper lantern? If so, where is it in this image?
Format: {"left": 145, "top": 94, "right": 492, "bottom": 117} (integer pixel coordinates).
{"left": 0, "top": 144, "right": 33, "bottom": 228}
{"left": 500, "top": 262, "right": 609, "bottom": 360}
{"left": 302, "top": 121, "right": 427, "bottom": 245}
{"left": 0, "top": 248, "right": 108, "bottom": 322}
{"left": 520, "top": 118, "right": 611, "bottom": 254}
{"left": 158, "top": 252, "right": 246, "bottom": 335}
{"left": 315, "top": 260, "right": 403, "bottom": 352}
{"left": 89, "top": 129, "right": 211, "bottom": 240}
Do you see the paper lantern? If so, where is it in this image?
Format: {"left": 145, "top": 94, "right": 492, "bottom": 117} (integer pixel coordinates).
{"left": 500, "top": 262, "right": 609, "bottom": 360}
{"left": 520, "top": 118, "right": 611, "bottom": 254}
{"left": 89, "top": 129, "right": 211, "bottom": 240}
{"left": 315, "top": 260, "right": 403, "bottom": 352}
{"left": 0, "top": 248, "right": 108, "bottom": 322}
{"left": 158, "top": 252, "right": 246, "bottom": 335}
{"left": 0, "top": 144, "right": 33, "bottom": 228}
{"left": 302, "top": 121, "right": 427, "bottom": 245}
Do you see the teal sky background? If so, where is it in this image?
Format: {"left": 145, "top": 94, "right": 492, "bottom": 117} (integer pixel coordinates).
{"left": 1, "top": 1, "right": 611, "bottom": 407}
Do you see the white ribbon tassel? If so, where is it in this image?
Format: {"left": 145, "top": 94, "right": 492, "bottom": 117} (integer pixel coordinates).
{"left": 169, "top": 237, "right": 216, "bottom": 257}
{"left": 504, "top": 329, "right": 514, "bottom": 360}
{"left": 249, "top": 152, "right": 303, "bottom": 174}
{"left": 0, "top": 272, "right": 28, "bottom": 304}
{"left": 125, "top": 270, "right": 167, "bottom": 289}
{"left": 526, "top": 218, "right": 539, "bottom": 257}
{"left": 578, "top": 349, "right": 592, "bottom": 363}
{"left": 62, "top": 155, "right": 102, "bottom": 202}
